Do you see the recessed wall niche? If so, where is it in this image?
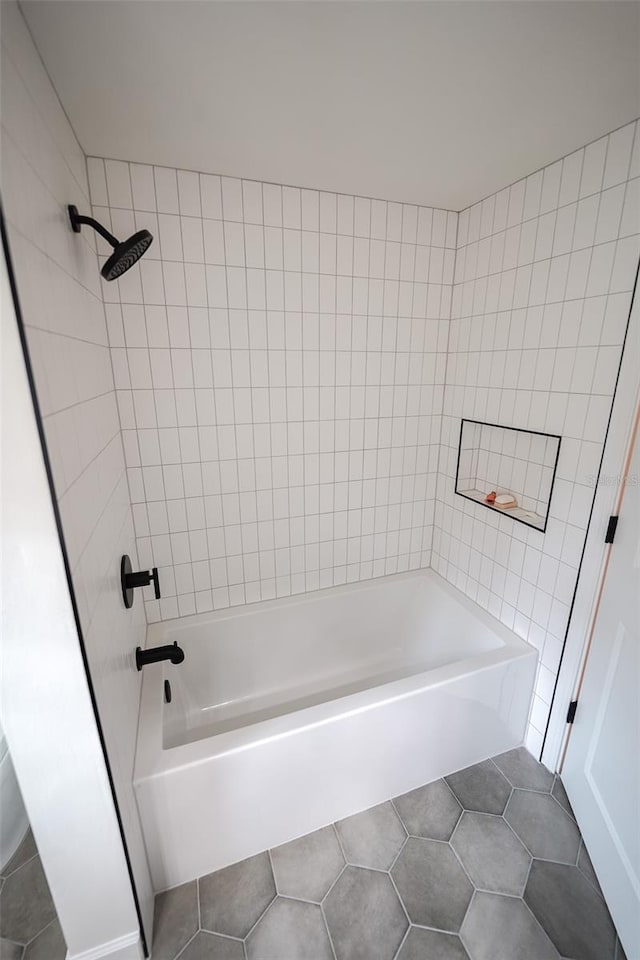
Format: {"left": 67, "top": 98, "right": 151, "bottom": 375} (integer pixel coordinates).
{"left": 455, "top": 420, "right": 561, "bottom": 532}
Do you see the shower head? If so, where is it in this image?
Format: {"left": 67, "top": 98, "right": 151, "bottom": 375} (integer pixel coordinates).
{"left": 68, "top": 204, "right": 153, "bottom": 281}
{"left": 102, "top": 230, "right": 153, "bottom": 281}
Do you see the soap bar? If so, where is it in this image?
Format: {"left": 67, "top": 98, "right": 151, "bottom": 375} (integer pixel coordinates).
{"left": 495, "top": 493, "right": 517, "bottom": 508}
{"left": 485, "top": 491, "right": 497, "bottom": 503}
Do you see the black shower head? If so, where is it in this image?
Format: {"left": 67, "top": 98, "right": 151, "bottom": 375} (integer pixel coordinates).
{"left": 102, "top": 230, "right": 153, "bottom": 281}
{"left": 68, "top": 204, "right": 153, "bottom": 281}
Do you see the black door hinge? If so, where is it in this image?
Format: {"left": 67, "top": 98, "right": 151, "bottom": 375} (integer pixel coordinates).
{"left": 566, "top": 700, "right": 578, "bottom": 724}
{"left": 605, "top": 515, "right": 618, "bottom": 544}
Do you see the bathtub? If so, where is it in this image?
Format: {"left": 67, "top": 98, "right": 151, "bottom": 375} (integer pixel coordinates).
{"left": 134, "top": 570, "right": 536, "bottom": 891}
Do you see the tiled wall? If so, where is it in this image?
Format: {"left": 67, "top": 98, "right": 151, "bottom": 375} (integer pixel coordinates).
{"left": 87, "top": 159, "right": 457, "bottom": 620}
{"left": 0, "top": 3, "right": 154, "bottom": 935}
{"left": 434, "top": 120, "right": 640, "bottom": 755}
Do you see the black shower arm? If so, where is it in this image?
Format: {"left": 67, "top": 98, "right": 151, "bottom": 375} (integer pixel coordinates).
{"left": 68, "top": 205, "right": 119, "bottom": 249}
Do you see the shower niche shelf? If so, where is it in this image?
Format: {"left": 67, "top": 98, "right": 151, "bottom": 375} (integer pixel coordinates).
{"left": 454, "top": 419, "right": 561, "bottom": 533}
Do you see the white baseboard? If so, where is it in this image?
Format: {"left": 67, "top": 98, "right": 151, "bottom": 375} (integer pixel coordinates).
{"left": 66, "top": 931, "right": 143, "bottom": 960}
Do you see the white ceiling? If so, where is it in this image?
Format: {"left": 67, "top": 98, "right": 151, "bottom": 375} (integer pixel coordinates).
{"left": 20, "top": 1, "right": 640, "bottom": 211}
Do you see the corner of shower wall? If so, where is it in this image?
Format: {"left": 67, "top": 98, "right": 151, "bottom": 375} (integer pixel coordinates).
{"left": 432, "top": 119, "right": 640, "bottom": 758}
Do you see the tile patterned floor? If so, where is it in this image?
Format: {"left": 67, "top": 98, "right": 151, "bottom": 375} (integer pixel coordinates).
{"left": 152, "top": 749, "right": 629, "bottom": 960}
{"left": 0, "top": 830, "right": 66, "bottom": 960}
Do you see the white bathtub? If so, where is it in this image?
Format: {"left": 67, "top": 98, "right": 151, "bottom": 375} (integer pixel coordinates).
{"left": 134, "top": 570, "right": 536, "bottom": 891}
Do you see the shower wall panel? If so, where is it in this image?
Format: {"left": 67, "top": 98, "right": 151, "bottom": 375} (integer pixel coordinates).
{"left": 434, "top": 120, "right": 640, "bottom": 755}
{"left": 89, "top": 160, "right": 457, "bottom": 621}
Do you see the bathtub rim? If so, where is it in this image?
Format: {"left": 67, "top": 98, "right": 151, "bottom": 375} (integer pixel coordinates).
{"left": 135, "top": 569, "right": 536, "bottom": 781}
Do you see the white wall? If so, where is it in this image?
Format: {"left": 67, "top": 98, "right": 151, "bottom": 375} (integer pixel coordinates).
{"left": 1, "top": 188, "right": 141, "bottom": 957}
{"left": 0, "top": 0, "right": 153, "bottom": 943}
{"left": 88, "top": 159, "right": 456, "bottom": 621}
{"left": 435, "top": 120, "right": 640, "bottom": 755}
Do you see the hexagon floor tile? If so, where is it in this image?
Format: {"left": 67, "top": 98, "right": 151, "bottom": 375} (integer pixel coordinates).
{"left": 0, "top": 852, "right": 57, "bottom": 947}
{"left": 492, "top": 747, "right": 555, "bottom": 792}
{"left": 178, "top": 932, "right": 244, "bottom": 960}
{"left": 199, "top": 852, "right": 276, "bottom": 939}
{"left": 461, "top": 891, "right": 560, "bottom": 960}
{"left": 445, "top": 760, "right": 512, "bottom": 815}
{"left": 451, "top": 812, "right": 531, "bottom": 895}
{"left": 504, "top": 789, "right": 581, "bottom": 863}
{"left": 0, "top": 833, "right": 67, "bottom": 958}
{"left": 392, "top": 838, "right": 473, "bottom": 931}
{"left": 150, "top": 750, "right": 628, "bottom": 960}
{"left": 270, "top": 825, "right": 344, "bottom": 902}
{"left": 577, "top": 839, "right": 604, "bottom": 897}
{"left": 246, "top": 898, "right": 333, "bottom": 960}
{"left": 525, "top": 860, "right": 617, "bottom": 960}
{"left": 324, "top": 866, "right": 408, "bottom": 960}
{"left": 393, "top": 779, "right": 462, "bottom": 840}
{"left": 152, "top": 881, "right": 199, "bottom": 960}
{"left": 551, "top": 774, "right": 576, "bottom": 821}
{"left": 335, "top": 801, "right": 406, "bottom": 870}
{"left": 397, "top": 926, "right": 471, "bottom": 959}
{"left": 23, "top": 920, "right": 67, "bottom": 960}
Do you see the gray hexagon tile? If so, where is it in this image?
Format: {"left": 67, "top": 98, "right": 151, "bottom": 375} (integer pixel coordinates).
{"left": 525, "top": 860, "right": 617, "bottom": 960}
{"left": 0, "top": 939, "right": 23, "bottom": 960}
{"left": 179, "top": 932, "right": 244, "bottom": 960}
{"left": 0, "top": 855, "right": 56, "bottom": 944}
{"left": 200, "top": 852, "right": 276, "bottom": 939}
{"left": 270, "top": 826, "right": 344, "bottom": 902}
{"left": 152, "top": 880, "right": 199, "bottom": 960}
{"left": 393, "top": 779, "right": 462, "bottom": 840}
{"left": 577, "top": 840, "right": 604, "bottom": 897}
{"left": 445, "top": 760, "right": 512, "bottom": 815}
{"left": 493, "top": 747, "right": 554, "bottom": 792}
{"left": 23, "top": 919, "right": 66, "bottom": 960}
{"left": 391, "top": 838, "right": 473, "bottom": 931}
{"left": 246, "top": 897, "right": 333, "bottom": 959}
{"left": 461, "top": 891, "right": 560, "bottom": 960}
{"left": 552, "top": 775, "right": 576, "bottom": 821}
{"left": 397, "top": 926, "right": 471, "bottom": 960}
{"left": 324, "top": 866, "right": 408, "bottom": 960}
{"left": 504, "top": 789, "right": 581, "bottom": 863}
{"left": 451, "top": 812, "right": 531, "bottom": 895}
{"left": 0, "top": 831, "right": 37, "bottom": 880}
{"left": 335, "top": 802, "right": 406, "bottom": 870}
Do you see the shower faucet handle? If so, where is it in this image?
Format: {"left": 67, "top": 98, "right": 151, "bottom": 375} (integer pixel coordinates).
{"left": 120, "top": 554, "right": 161, "bottom": 609}
{"left": 145, "top": 566, "right": 161, "bottom": 599}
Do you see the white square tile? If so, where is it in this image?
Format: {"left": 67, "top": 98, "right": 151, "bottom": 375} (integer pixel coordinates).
{"left": 200, "top": 174, "right": 223, "bottom": 219}
{"left": 242, "top": 180, "right": 263, "bottom": 224}
{"left": 177, "top": 170, "right": 201, "bottom": 218}
{"left": 221, "top": 177, "right": 243, "bottom": 221}
{"left": 105, "top": 159, "right": 133, "bottom": 208}
{"left": 603, "top": 123, "right": 636, "bottom": 189}
{"left": 154, "top": 166, "right": 180, "bottom": 214}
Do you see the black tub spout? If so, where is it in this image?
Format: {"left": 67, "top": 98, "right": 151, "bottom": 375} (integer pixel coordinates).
{"left": 136, "top": 641, "right": 185, "bottom": 671}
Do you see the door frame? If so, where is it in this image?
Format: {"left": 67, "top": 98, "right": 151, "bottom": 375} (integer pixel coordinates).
{"left": 542, "top": 260, "right": 640, "bottom": 772}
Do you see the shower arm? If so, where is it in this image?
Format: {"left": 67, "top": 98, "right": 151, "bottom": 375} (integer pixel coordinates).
{"left": 68, "top": 205, "right": 119, "bottom": 248}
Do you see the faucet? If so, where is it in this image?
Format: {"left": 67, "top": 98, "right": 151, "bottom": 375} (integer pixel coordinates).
{"left": 135, "top": 641, "right": 185, "bottom": 671}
